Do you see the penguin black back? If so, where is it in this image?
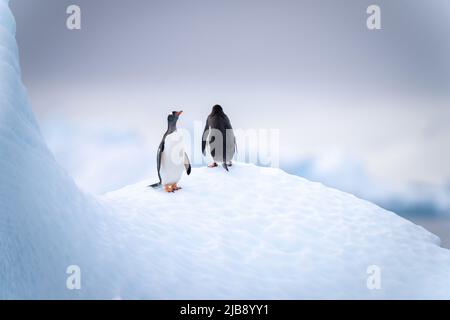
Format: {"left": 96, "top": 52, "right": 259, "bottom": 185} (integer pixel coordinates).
{"left": 202, "top": 105, "right": 236, "bottom": 171}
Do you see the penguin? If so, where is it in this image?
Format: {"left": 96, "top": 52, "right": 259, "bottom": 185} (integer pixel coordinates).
{"left": 202, "top": 105, "right": 236, "bottom": 171}
{"left": 150, "top": 111, "right": 191, "bottom": 192}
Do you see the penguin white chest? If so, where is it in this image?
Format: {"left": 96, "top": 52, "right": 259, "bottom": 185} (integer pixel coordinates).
{"left": 160, "top": 131, "right": 186, "bottom": 185}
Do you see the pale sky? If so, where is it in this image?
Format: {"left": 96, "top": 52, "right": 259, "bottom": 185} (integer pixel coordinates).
{"left": 9, "top": 0, "right": 450, "bottom": 215}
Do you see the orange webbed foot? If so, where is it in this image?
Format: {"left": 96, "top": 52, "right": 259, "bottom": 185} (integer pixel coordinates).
{"left": 164, "top": 184, "right": 175, "bottom": 193}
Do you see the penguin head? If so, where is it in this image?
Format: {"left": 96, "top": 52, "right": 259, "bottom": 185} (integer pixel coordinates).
{"left": 212, "top": 105, "right": 223, "bottom": 114}
{"left": 167, "top": 110, "right": 183, "bottom": 128}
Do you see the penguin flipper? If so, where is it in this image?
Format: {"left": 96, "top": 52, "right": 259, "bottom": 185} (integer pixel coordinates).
{"left": 156, "top": 140, "right": 164, "bottom": 185}
{"left": 184, "top": 152, "right": 191, "bottom": 175}
{"left": 202, "top": 121, "right": 210, "bottom": 156}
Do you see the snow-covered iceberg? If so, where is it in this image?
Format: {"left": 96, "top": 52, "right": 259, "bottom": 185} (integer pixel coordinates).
{"left": 1, "top": 0, "right": 450, "bottom": 299}
{"left": 0, "top": 0, "right": 116, "bottom": 299}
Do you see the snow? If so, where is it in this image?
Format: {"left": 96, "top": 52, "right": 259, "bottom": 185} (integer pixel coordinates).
{"left": 103, "top": 164, "right": 450, "bottom": 299}
{"left": 1, "top": 0, "right": 450, "bottom": 299}
{"left": 1, "top": 0, "right": 114, "bottom": 299}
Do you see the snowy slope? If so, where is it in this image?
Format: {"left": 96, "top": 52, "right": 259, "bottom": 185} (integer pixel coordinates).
{"left": 1, "top": 0, "right": 450, "bottom": 299}
{"left": 0, "top": 0, "right": 116, "bottom": 299}
{"left": 103, "top": 164, "right": 450, "bottom": 299}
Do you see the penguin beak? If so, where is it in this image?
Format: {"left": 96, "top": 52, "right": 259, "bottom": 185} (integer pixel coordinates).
{"left": 175, "top": 111, "right": 183, "bottom": 116}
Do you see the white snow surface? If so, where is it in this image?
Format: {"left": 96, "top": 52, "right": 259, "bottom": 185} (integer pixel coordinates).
{"left": 1, "top": 0, "right": 450, "bottom": 299}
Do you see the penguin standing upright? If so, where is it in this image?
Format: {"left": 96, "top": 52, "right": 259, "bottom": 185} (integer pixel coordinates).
{"left": 202, "top": 105, "right": 236, "bottom": 171}
{"left": 150, "top": 111, "right": 191, "bottom": 192}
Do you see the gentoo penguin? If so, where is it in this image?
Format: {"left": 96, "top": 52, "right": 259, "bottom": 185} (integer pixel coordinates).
{"left": 150, "top": 111, "right": 191, "bottom": 192}
{"left": 202, "top": 105, "right": 236, "bottom": 171}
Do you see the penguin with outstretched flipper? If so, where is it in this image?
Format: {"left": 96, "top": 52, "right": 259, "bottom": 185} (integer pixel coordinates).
{"left": 150, "top": 111, "right": 191, "bottom": 192}
{"left": 202, "top": 105, "right": 236, "bottom": 171}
